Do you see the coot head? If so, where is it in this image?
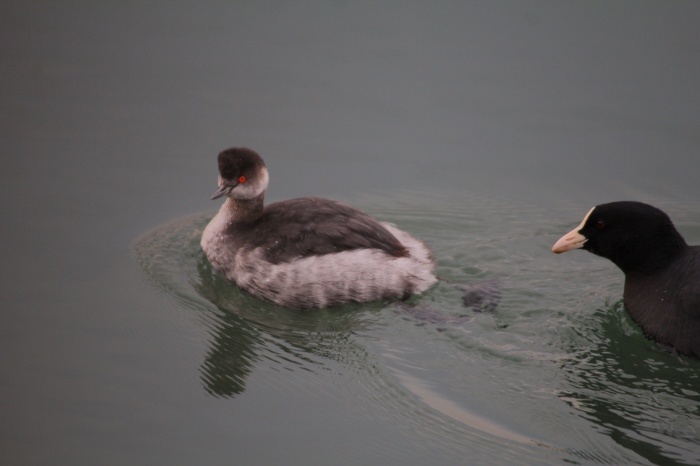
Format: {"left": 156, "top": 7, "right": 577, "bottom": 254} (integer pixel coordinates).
{"left": 552, "top": 201, "right": 687, "bottom": 275}
{"left": 211, "top": 147, "right": 269, "bottom": 200}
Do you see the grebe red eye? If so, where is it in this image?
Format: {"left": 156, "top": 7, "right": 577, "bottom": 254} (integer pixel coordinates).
{"left": 596, "top": 220, "right": 605, "bottom": 230}
{"left": 238, "top": 175, "right": 247, "bottom": 184}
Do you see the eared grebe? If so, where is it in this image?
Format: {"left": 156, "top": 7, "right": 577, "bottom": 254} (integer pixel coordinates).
{"left": 201, "top": 147, "right": 437, "bottom": 309}
{"left": 553, "top": 201, "right": 700, "bottom": 358}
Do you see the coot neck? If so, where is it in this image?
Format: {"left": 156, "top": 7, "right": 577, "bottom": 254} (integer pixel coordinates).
{"left": 617, "top": 230, "right": 688, "bottom": 277}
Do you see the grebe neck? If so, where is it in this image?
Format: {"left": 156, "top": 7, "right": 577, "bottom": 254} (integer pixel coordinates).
{"left": 223, "top": 193, "right": 265, "bottom": 224}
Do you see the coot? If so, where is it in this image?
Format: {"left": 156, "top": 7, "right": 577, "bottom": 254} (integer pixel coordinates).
{"left": 552, "top": 201, "right": 700, "bottom": 357}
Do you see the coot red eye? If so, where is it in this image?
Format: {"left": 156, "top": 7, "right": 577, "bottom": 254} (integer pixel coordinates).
{"left": 238, "top": 175, "right": 247, "bottom": 184}
{"left": 596, "top": 220, "right": 606, "bottom": 230}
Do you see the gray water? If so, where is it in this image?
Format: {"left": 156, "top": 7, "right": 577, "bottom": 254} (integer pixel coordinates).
{"left": 2, "top": 2, "right": 700, "bottom": 465}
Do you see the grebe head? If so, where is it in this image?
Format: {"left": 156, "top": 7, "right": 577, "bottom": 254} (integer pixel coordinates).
{"left": 210, "top": 147, "right": 269, "bottom": 200}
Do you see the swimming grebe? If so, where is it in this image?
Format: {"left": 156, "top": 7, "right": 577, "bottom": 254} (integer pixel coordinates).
{"left": 200, "top": 147, "right": 437, "bottom": 309}
{"left": 553, "top": 201, "right": 700, "bottom": 358}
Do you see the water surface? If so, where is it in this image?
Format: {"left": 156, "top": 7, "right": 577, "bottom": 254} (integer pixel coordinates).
{"left": 134, "top": 191, "right": 700, "bottom": 464}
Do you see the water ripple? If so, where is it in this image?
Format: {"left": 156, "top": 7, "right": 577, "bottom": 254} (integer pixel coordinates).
{"left": 134, "top": 191, "right": 700, "bottom": 464}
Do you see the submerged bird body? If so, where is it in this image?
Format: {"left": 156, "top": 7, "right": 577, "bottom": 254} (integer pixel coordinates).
{"left": 553, "top": 201, "right": 700, "bottom": 357}
{"left": 201, "top": 148, "right": 437, "bottom": 309}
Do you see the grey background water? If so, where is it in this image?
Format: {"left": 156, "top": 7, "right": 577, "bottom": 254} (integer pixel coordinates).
{"left": 2, "top": 2, "right": 700, "bottom": 465}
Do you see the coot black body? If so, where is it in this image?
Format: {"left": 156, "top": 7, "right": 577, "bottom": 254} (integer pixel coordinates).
{"left": 552, "top": 201, "right": 700, "bottom": 358}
